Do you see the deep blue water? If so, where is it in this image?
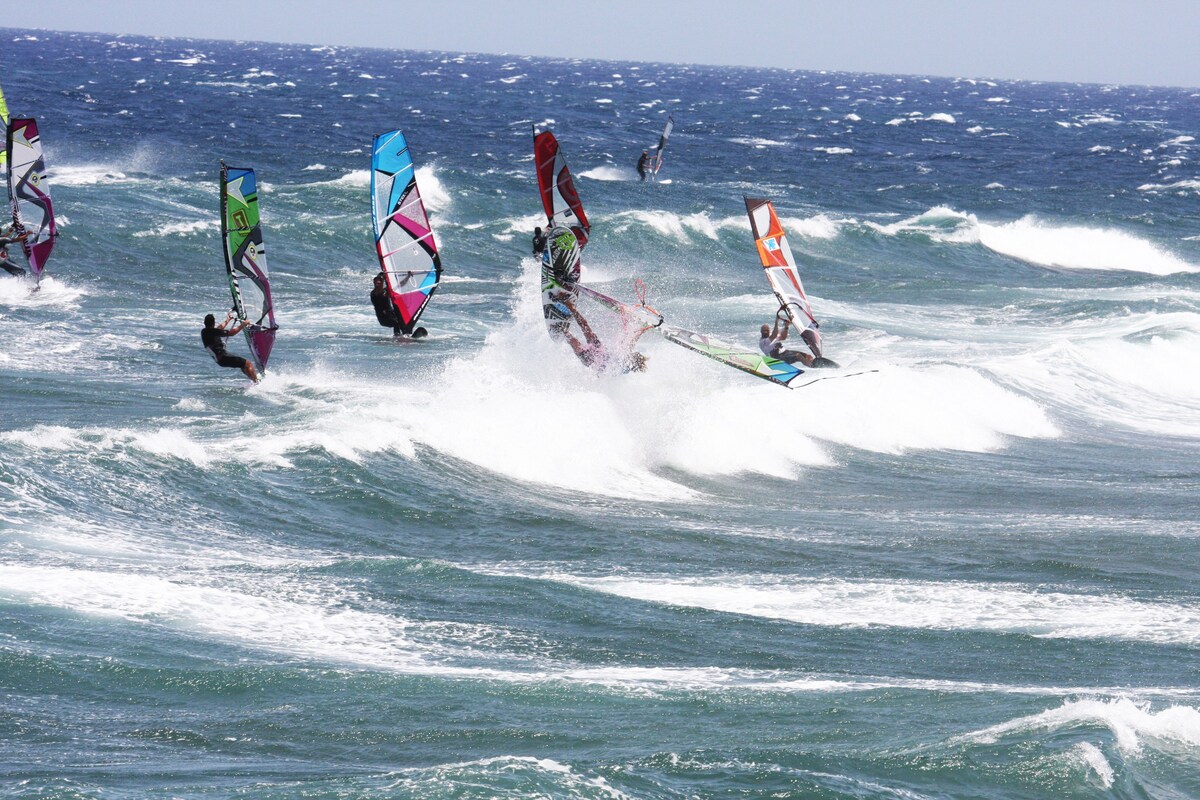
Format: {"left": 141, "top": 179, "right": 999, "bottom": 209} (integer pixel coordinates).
{"left": 1, "top": 28, "right": 1199, "bottom": 799}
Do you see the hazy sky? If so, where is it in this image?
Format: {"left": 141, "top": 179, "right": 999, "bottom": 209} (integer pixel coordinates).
{"left": 14, "top": 0, "right": 1200, "bottom": 87}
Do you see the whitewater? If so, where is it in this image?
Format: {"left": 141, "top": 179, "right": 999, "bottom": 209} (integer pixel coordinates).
{"left": 1, "top": 28, "right": 1198, "bottom": 800}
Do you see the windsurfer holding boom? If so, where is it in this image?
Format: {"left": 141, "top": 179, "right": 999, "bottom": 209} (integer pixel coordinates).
{"left": 202, "top": 312, "right": 260, "bottom": 382}
{"left": 759, "top": 314, "right": 837, "bottom": 369}
{"left": 371, "top": 272, "right": 427, "bottom": 339}
{"left": 759, "top": 317, "right": 817, "bottom": 367}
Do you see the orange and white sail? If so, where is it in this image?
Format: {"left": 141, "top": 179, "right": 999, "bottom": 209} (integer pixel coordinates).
{"left": 744, "top": 196, "right": 816, "bottom": 327}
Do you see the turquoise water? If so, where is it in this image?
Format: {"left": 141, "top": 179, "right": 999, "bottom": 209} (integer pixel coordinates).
{"left": 1, "top": 29, "right": 1199, "bottom": 798}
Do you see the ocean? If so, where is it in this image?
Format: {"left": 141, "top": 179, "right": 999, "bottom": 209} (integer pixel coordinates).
{"left": 1, "top": 28, "right": 1199, "bottom": 799}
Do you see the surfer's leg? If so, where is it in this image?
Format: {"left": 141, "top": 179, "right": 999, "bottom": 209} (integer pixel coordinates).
{"left": 573, "top": 308, "right": 601, "bottom": 347}
{"left": 242, "top": 360, "right": 260, "bottom": 382}
{"left": 780, "top": 350, "right": 815, "bottom": 368}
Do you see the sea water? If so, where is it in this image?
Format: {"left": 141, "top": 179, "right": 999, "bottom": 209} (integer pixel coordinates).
{"left": 1, "top": 29, "right": 1198, "bottom": 798}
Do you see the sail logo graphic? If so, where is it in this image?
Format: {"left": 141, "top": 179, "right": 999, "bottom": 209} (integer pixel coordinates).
{"left": 764, "top": 238, "right": 780, "bottom": 252}
{"left": 232, "top": 209, "right": 249, "bottom": 232}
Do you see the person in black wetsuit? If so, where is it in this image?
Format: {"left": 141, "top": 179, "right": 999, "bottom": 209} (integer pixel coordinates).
{"left": 201, "top": 312, "right": 259, "bottom": 382}
{"left": 636, "top": 150, "right": 650, "bottom": 182}
{"left": 532, "top": 226, "right": 547, "bottom": 257}
{"left": 370, "top": 272, "right": 427, "bottom": 338}
{"left": 0, "top": 246, "right": 26, "bottom": 277}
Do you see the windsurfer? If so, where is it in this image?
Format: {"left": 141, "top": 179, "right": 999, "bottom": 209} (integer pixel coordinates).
{"left": 532, "top": 226, "right": 547, "bottom": 256}
{"left": 0, "top": 246, "right": 26, "bottom": 277}
{"left": 371, "top": 273, "right": 428, "bottom": 339}
{"left": 637, "top": 150, "right": 650, "bottom": 182}
{"left": 759, "top": 318, "right": 817, "bottom": 368}
{"left": 560, "top": 296, "right": 649, "bottom": 373}
{"left": 202, "top": 312, "right": 260, "bottom": 382}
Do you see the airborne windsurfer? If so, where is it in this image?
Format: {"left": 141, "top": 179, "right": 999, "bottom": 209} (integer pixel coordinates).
{"left": 202, "top": 312, "right": 260, "bottom": 382}
{"left": 559, "top": 296, "right": 649, "bottom": 373}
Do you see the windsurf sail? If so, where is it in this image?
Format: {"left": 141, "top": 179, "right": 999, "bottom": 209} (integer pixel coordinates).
{"left": 579, "top": 283, "right": 803, "bottom": 388}
{"left": 534, "top": 128, "right": 590, "bottom": 247}
{"left": 0, "top": 83, "right": 9, "bottom": 171}
{"left": 651, "top": 115, "right": 673, "bottom": 175}
{"left": 371, "top": 129, "right": 441, "bottom": 332}
{"left": 7, "top": 117, "right": 57, "bottom": 280}
{"left": 745, "top": 196, "right": 817, "bottom": 328}
{"left": 220, "top": 163, "right": 278, "bottom": 373}
{"left": 657, "top": 324, "right": 805, "bottom": 388}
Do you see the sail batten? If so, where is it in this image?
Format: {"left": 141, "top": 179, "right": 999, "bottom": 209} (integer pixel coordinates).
{"left": 371, "top": 129, "right": 441, "bottom": 330}
{"left": 6, "top": 117, "right": 57, "bottom": 280}
{"left": 220, "top": 163, "right": 277, "bottom": 373}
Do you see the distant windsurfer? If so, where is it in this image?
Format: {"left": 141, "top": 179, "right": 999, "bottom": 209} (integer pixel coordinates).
{"left": 371, "top": 272, "right": 427, "bottom": 339}
{"left": 0, "top": 246, "right": 26, "bottom": 278}
{"left": 202, "top": 312, "right": 260, "bottom": 382}
{"left": 532, "top": 226, "right": 547, "bottom": 257}
{"left": 759, "top": 317, "right": 820, "bottom": 368}
{"left": 637, "top": 150, "right": 650, "bottom": 182}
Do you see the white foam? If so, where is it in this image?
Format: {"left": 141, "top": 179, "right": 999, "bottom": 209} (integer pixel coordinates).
{"left": 782, "top": 213, "right": 841, "bottom": 239}
{"left": 977, "top": 216, "right": 1199, "bottom": 275}
{"left": 0, "top": 564, "right": 429, "bottom": 670}
{"left": 727, "top": 136, "right": 787, "bottom": 147}
{"left": 0, "top": 424, "right": 82, "bottom": 451}
{"left": 1073, "top": 743, "right": 1114, "bottom": 788}
{"left": 993, "top": 314, "right": 1200, "bottom": 437}
{"left": 609, "top": 209, "right": 744, "bottom": 241}
{"left": 814, "top": 146, "right": 853, "bottom": 155}
{"left": 384, "top": 755, "right": 634, "bottom": 799}
{"left": 526, "top": 573, "right": 1200, "bottom": 645}
{"left": 926, "top": 112, "right": 956, "bottom": 123}
{"left": 52, "top": 164, "right": 133, "bottom": 186}
{"left": 578, "top": 165, "right": 634, "bottom": 181}
{"left": 865, "top": 206, "right": 979, "bottom": 243}
{"left": 960, "top": 698, "right": 1200, "bottom": 756}
{"left": 0, "top": 274, "right": 86, "bottom": 310}
{"left": 1138, "top": 179, "right": 1200, "bottom": 193}
{"left": 328, "top": 169, "right": 371, "bottom": 188}
{"left": 866, "top": 207, "right": 1200, "bottom": 274}
{"left": 414, "top": 164, "right": 451, "bottom": 211}
{"left": 135, "top": 219, "right": 217, "bottom": 238}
